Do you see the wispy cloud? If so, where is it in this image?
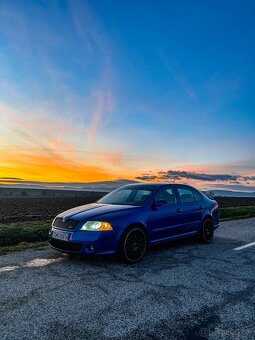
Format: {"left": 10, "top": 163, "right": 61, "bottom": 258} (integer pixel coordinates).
{"left": 69, "top": 0, "right": 116, "bottom": 143}
{"left": 158, "top": 49, "right": 197, "bottom": 101}
{"left": 0, "top": 0, "right": 116, "bottom": 145}
{"left": 88, "top": 90, "right": 114, "bottom": 144}
{"left": 0, "top": 100, "right": 126, "bottom": 181}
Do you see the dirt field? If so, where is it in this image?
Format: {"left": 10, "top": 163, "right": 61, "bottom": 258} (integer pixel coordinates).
{"left": 0, "top": 195, "right": 255, "bottom": 223}
{"left": 0, "top": 194, "right": 104, "bottom": 223}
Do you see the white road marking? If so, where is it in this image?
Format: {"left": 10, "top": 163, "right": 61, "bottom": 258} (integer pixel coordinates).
{"left": 0, "top": 265, "right": 19, "bottom": 273}
{"left": 0, "top": 257, "right": 63, "bottom": 273}
{"left": 233, "top": 241, "right": 255, "bottom": 251}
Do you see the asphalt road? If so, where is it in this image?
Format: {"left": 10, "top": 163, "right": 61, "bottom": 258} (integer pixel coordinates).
{"left": 1, "top": 218, "right": 255, "bottom": 340}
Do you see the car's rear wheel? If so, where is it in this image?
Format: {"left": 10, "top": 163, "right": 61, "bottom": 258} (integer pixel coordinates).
{"left": 200, "top": 218, "right": 214, "bottom": 243}
{"left": 119, "top": 226, "right": 148, "bottom": 264}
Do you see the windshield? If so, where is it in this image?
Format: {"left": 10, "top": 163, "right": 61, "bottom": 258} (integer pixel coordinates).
{"left": 98, "top": 188, "right": 153, "bottom": 206}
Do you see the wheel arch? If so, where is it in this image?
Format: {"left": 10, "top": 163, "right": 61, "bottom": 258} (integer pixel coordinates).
{"left": 118, "top": 222, "right": 149, "bottom": 248}
{"left": 201, "top": 214, "right": 214, "bottom": 230}
{"left": 203, "top": 214, "right": 213, "bottom": 223}
{"left": 200, "top": 214, "right": 215, "bottom": 243}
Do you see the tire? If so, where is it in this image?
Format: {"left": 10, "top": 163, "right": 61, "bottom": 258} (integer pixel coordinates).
{"left": 199, "top": 218, "right": 214, "bottom": 243}
{"left": 119, "top": 226, "right": 148, "bottom": 264}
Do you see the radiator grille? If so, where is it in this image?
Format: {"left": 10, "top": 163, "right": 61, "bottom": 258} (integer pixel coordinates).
{"left": 53, "top": 217, "right": 79, "bottom": 230}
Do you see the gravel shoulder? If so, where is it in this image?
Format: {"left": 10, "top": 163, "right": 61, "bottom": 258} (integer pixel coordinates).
{"left": 0, "top": 218, "right": 255, "bottom": 339}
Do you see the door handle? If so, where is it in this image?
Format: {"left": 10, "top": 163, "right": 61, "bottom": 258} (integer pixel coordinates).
{"left": 200, "top": 206, "right": 204, "bottom": 210}
{"left": 176, "top": 208, "right": 182, "bottom": 213}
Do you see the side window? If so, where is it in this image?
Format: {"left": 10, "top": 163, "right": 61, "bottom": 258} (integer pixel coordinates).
{"left": 178, "top": 188, "right": 195, "bottom": 203}
{"left": 156, "top": 188, "right": 177, "bottom": 205}
{"left": 193, "top": 190, "right": 202, "bottom": 202}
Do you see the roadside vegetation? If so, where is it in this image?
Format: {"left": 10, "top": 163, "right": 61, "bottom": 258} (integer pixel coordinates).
{"left": 219, "top": 206, "right": 255, "bottom": 221}
{"left": 0, "top": 241, "right": 47, "bottom": 256}
{"left": 0, "top": 220, "right": 51, "bottom": 248}
{"left": 0, "top": 206, "right": 255, "bottom": 255}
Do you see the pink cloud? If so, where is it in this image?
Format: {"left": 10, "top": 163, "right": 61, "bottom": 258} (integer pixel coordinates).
{"left": 68, "top": 0, "right": 116, "bottom": 143}
{"left": 87, "top": 90, "right": 114, "bottom": 144}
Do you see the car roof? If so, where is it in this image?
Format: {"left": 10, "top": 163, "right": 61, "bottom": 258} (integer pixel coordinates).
{"left": 121, "top": 182, "right": 196, "bottom": 190}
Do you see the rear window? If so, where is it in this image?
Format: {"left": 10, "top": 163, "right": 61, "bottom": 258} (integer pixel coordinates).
{"left": 156, "top": 188, "right": 177, "bottom": 205}
{"left": 193, "top": 190, "right": 202, "bottom": 202}
{"left": 178, "top": 188, "right": 195, "bottom": 203}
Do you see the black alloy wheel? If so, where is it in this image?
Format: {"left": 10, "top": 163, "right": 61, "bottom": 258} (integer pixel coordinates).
{"left": 121, "top": 227, "right": 147, "bottom": 264}
{"left": 200, "top": 218, "right": 214, "bottom": 243}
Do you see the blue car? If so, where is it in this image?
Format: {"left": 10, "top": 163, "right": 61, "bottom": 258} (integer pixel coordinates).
{"left": 48, "top": 183, "right": 219, "bottom": 263}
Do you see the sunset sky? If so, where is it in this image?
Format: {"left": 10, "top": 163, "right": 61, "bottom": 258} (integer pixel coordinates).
{"left": 0, "top": 0, "right": 255, "bottom": 191}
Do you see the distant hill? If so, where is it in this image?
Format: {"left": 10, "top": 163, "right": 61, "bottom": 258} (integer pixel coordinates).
{"left": 206, "top": 190, "right": 255, "bottom": 197}
{"left": 0, "top": 182, "right": 255, "bottom": 198}
{"left": 0, "top": 179, "right": 138, "bottom": 197}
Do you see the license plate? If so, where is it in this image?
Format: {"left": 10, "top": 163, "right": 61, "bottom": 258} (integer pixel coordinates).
{"left": 52, "top": 230, "right": 69, "bottom": 241}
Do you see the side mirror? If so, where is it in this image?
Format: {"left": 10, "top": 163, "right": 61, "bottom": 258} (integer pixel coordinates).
{"left": 154, "top": 199, "right": 168, "bottom": 207}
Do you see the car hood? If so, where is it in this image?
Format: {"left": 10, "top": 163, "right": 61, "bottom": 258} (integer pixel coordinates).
{"left": 57, "top": 203, "right": 140, "bottom": 221}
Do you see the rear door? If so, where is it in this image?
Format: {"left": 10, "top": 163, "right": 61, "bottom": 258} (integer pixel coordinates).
{"left": 147, "top": 186, "right": 180, "bottom": 242}
{"left": 176, "top": 186, "right": 204, "bottom": 234}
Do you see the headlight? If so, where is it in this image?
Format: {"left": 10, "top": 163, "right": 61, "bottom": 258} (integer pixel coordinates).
{"left": 80, "top": 221, "right": 113, "bottom": 231}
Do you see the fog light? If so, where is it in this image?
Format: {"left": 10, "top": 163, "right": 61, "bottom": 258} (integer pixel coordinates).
{"left": 85, "top": 244, "right": 94, "bottom": 253}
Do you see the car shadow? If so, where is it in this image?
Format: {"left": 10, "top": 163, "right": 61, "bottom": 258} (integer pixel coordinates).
{"left": 61, "top": 236, "right": 200, "bottom": 267}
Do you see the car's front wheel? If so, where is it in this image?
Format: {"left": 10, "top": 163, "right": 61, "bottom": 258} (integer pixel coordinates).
{"left": 200, "top": 218, "right": 214, "bottom": 243}
{"left": 119, "top": 226, "right": 148, "bottom": 264}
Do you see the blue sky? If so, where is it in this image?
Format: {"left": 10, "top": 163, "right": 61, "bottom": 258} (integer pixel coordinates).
{"left": 0, "top": 0, "right": 255, "bottom": 190}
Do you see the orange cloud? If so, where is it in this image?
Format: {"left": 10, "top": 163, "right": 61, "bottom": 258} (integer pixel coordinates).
{"left": 0, "top": 146, "right": 130, "bottom": 183}
{"left": 0, "top": 100, "right": 132, "bottom": 182}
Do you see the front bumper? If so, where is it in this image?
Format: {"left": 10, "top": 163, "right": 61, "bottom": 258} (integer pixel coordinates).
{"left": 48, "top": 228, "right": 120, "bottom": 255}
